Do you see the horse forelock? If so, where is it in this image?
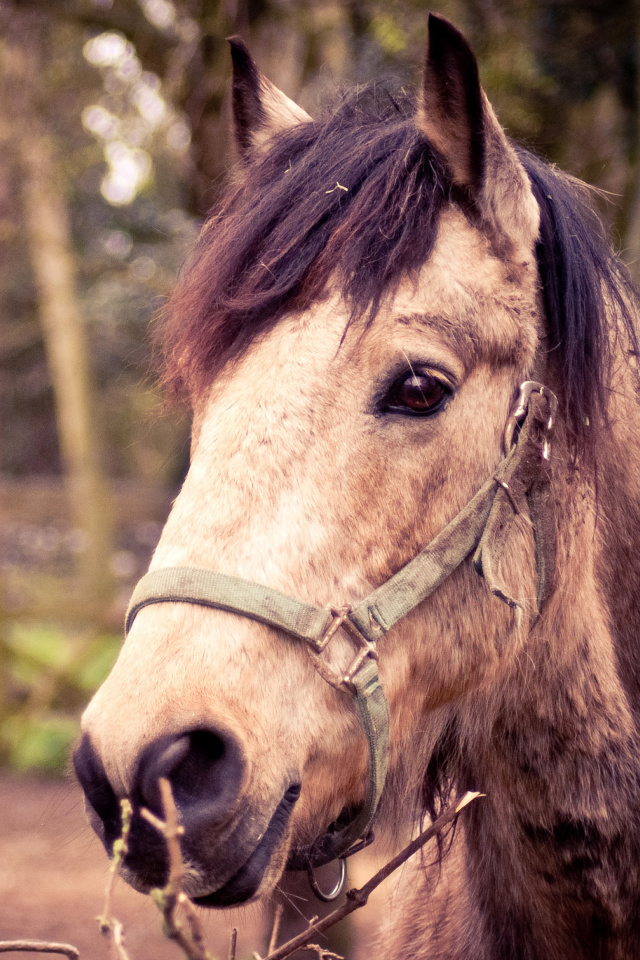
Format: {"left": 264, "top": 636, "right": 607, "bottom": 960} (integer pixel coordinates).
{"left": 157, "top": 88, "right": 453, "bottom": 399}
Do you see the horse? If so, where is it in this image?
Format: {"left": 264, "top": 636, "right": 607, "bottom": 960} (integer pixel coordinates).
{"left": 74, "top": 14, "right": 640, "bottom": 959}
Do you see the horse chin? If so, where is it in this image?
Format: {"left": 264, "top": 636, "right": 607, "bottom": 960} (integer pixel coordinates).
{"left": 192, "top": 840, "right": 288, "bottom": 907}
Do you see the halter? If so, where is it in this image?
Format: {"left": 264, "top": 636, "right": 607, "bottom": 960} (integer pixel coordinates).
{"left": 125, "top": 381, "right": 557, "bottom": 899}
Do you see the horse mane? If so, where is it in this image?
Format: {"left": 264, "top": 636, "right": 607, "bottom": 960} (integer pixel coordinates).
{"left": 158, "top": 88, "right": 638, "bottom": 468}
{"left": 516, "top": 149, "right": 638, "bottom": 458}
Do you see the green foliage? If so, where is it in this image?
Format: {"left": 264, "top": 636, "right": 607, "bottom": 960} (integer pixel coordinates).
{"left": 0, "top": 621, "right": 121, "bottom": 772}
{"left": 2, "top": 713, "right": 78, "bottom": 772}
{"left": 370, "top": 14, "right": 407, "bottom": 56}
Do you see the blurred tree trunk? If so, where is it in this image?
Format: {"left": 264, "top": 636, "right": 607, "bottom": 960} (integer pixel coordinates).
{"left": 20, "top": 130, "right": 114, "bottom": 600}
{"left": 0, "top": 7, "right": 114, "bottom": 601}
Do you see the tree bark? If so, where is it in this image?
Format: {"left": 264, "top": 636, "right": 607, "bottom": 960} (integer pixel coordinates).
{"left": 1, "top": 7, "right": 114, "bottom": 601}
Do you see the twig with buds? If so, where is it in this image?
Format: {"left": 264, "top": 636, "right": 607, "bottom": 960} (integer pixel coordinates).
{"left": 97, "top": 798, "right": 134, "bottom": 960}
{"left": 141, "top": 778, "right": 216, "bottom": 960}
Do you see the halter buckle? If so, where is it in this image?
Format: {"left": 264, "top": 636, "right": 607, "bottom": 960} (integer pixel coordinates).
{"left": 308, "top": 608, "right": 379, "bottom": 693}
{"left": 504, "top": 380, "right": 558, "bottom": 459}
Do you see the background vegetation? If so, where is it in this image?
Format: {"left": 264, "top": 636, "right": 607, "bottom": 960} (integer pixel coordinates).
{"left": 1, "top": 0, "right": 639, "bottom": 772}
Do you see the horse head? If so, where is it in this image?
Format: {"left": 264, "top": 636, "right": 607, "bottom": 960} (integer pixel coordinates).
{"left": 75, "top": 16, "right": 640, "bottom": 956}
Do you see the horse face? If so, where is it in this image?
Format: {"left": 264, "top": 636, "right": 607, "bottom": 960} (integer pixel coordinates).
{"left": 76, "top": 18, "right": 542, "bottom": 906}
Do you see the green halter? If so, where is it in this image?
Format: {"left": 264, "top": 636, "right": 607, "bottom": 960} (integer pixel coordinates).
{"left": 125, "top": 383, "right": 557, "bottom": 877}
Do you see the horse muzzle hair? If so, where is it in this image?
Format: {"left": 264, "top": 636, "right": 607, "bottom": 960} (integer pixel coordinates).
{"left": 75, "top": 592, "right": 378, "bottom": 903}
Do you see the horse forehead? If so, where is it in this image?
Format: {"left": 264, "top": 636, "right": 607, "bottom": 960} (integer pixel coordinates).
{"left": 398, "top": 209, "right": 540, "bottom": 361}
{"left": 317, "top": 207, "right": 538, "bottom": 374}
{"left": 191, "top": 207, "right": 539, "bottom": 438}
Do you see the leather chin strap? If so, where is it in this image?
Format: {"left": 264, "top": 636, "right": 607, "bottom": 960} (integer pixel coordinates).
{"left": 124, "top": 383, "right": 557, "bottom": 871}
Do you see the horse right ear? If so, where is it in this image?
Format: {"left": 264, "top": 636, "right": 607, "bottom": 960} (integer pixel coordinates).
{"left": 228, "top": 37, "right": 311, "bottom": 158}
{"left": 419, "top": 14, "right": 485, "bottom": 196}
{"left": 419, "top": 14, "right": 539, "bottom": 251}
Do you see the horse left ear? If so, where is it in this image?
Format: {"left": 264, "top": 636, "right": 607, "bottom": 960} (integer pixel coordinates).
{"left": 228, "top": 36, "right": 311, "bottom": 158}
{"left": 419, "top": 14, "right": 539, "bottom": 249}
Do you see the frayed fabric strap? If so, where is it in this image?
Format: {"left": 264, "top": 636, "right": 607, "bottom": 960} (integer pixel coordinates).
{"left": 126, "top": 567, "right": 334, "bottom": 641}
{"left": 288, "top": 657, "right": 390, "bottom": 869}
{"left": 473, "top": 390, "right": 556, "bottom": 616}
{"left": 348, "top": 471, "right": 502, "bottom": 639}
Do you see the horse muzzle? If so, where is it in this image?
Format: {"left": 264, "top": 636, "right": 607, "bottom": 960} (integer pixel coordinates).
{"left": 73, "top": 727, "right": 301, "bottom": 905}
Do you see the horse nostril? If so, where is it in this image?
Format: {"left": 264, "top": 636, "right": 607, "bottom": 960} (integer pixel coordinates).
{"left": 73, "top": 734, "right": 122, "bottom": 851}
{"left": 134, "top": 727, "right": 246, "bottom": 829}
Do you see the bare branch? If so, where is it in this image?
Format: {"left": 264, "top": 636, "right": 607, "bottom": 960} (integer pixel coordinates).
{"left": 110, "top": 921, "right": 132, "bottom": 960}
{"left": 227, "top": 929, "right": 237, "bottom": 960}
{"left": 261, "top": 791, "right": 483, "bottom": 960}
{"left": 142, "top": 778, "right": 216, "bottom": 960}
{"left": 0, "top": 943, "right": 80, "bottom": 959}
{"left": 93, "top": 785, "right": 480, "bottom": 960}
{"left": 268, "top": 903, "right": 283, "bottom": 955}
{"left": 300, "top": 947, "right": 343, "bottom": 960}
{"left": 97, "top": 798, "right": 134, "bottom": 960}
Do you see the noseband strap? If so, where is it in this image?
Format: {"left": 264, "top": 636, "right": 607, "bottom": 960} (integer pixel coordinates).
{"left": 125, "top": 382, "right": 557, "bottom": 870}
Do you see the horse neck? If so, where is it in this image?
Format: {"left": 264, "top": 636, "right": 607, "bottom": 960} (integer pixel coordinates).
{"left": 457, "top": 411, "right": 640, "bottom": 958}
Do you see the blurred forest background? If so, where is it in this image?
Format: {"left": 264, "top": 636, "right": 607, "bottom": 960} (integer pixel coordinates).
{"left": 0, "top": 0, "right": 639, "bottom": 773}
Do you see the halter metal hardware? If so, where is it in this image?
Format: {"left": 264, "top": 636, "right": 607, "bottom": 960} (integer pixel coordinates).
{"left": 308, "top": 608, "right": 379, "bottom": 693}
{"left": 306, "top": 830, "right": 375, "bottom": 901}
{"left": 503, "top": 380, "right": 558, "bottom": 459}
{"left": 307, "top": 858, "right": 347, "bottom": 902}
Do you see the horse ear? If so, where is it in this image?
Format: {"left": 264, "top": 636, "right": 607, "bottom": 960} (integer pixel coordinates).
{"left": 419, "top": 14, "right": 539, "bottom": 249}
{"left": 419, "top": 14, "right": 485, "bottom": 195}
{"left": 228, "top": 36, "right": 311, "bottom": 158}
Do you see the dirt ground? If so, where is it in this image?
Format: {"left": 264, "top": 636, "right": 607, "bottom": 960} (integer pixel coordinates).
{"left": 0, "top": 775, "right": 392, "bottom": 960}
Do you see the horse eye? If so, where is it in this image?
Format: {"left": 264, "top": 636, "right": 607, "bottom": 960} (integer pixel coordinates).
{"left": 385, "top": 373, "right": 451, "bottom": 415}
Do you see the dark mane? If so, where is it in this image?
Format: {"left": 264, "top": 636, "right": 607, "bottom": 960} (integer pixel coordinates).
{"left": 517, "top": 148, "right": 638, "bottom": 458}
{"left": 159, "top": 88, "right": 638, "bottom": 463}
{"left": 158, "top": 88, "right": 451, "bottom": 392}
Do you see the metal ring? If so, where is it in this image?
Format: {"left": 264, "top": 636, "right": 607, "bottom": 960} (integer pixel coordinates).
{"left": 307, "top": 858, "right": 347, "bottom": 902}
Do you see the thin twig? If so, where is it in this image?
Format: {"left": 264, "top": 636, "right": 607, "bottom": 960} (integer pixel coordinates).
{"left": 142, "top": 778, "right": 215, "bottom": 960}
{"left": 111, "top": 921, "right": 131, "bottom": 960}
{"left": 261, "top": 791, "right": 483, "bottom": 960}
{"left": 300, "top": 947, "right": 342, "bottom": 960}
{"left": 0, "top": 943, "right": 79, "bottom": 958}
{"left": 227, "top": 928, "right": 237, "bottom": 960}
{"left": 97, "top": 798, "right": 134, "bottom": 960}
{"left": 268, "top": 903, "right": 283, "bottom": 955}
